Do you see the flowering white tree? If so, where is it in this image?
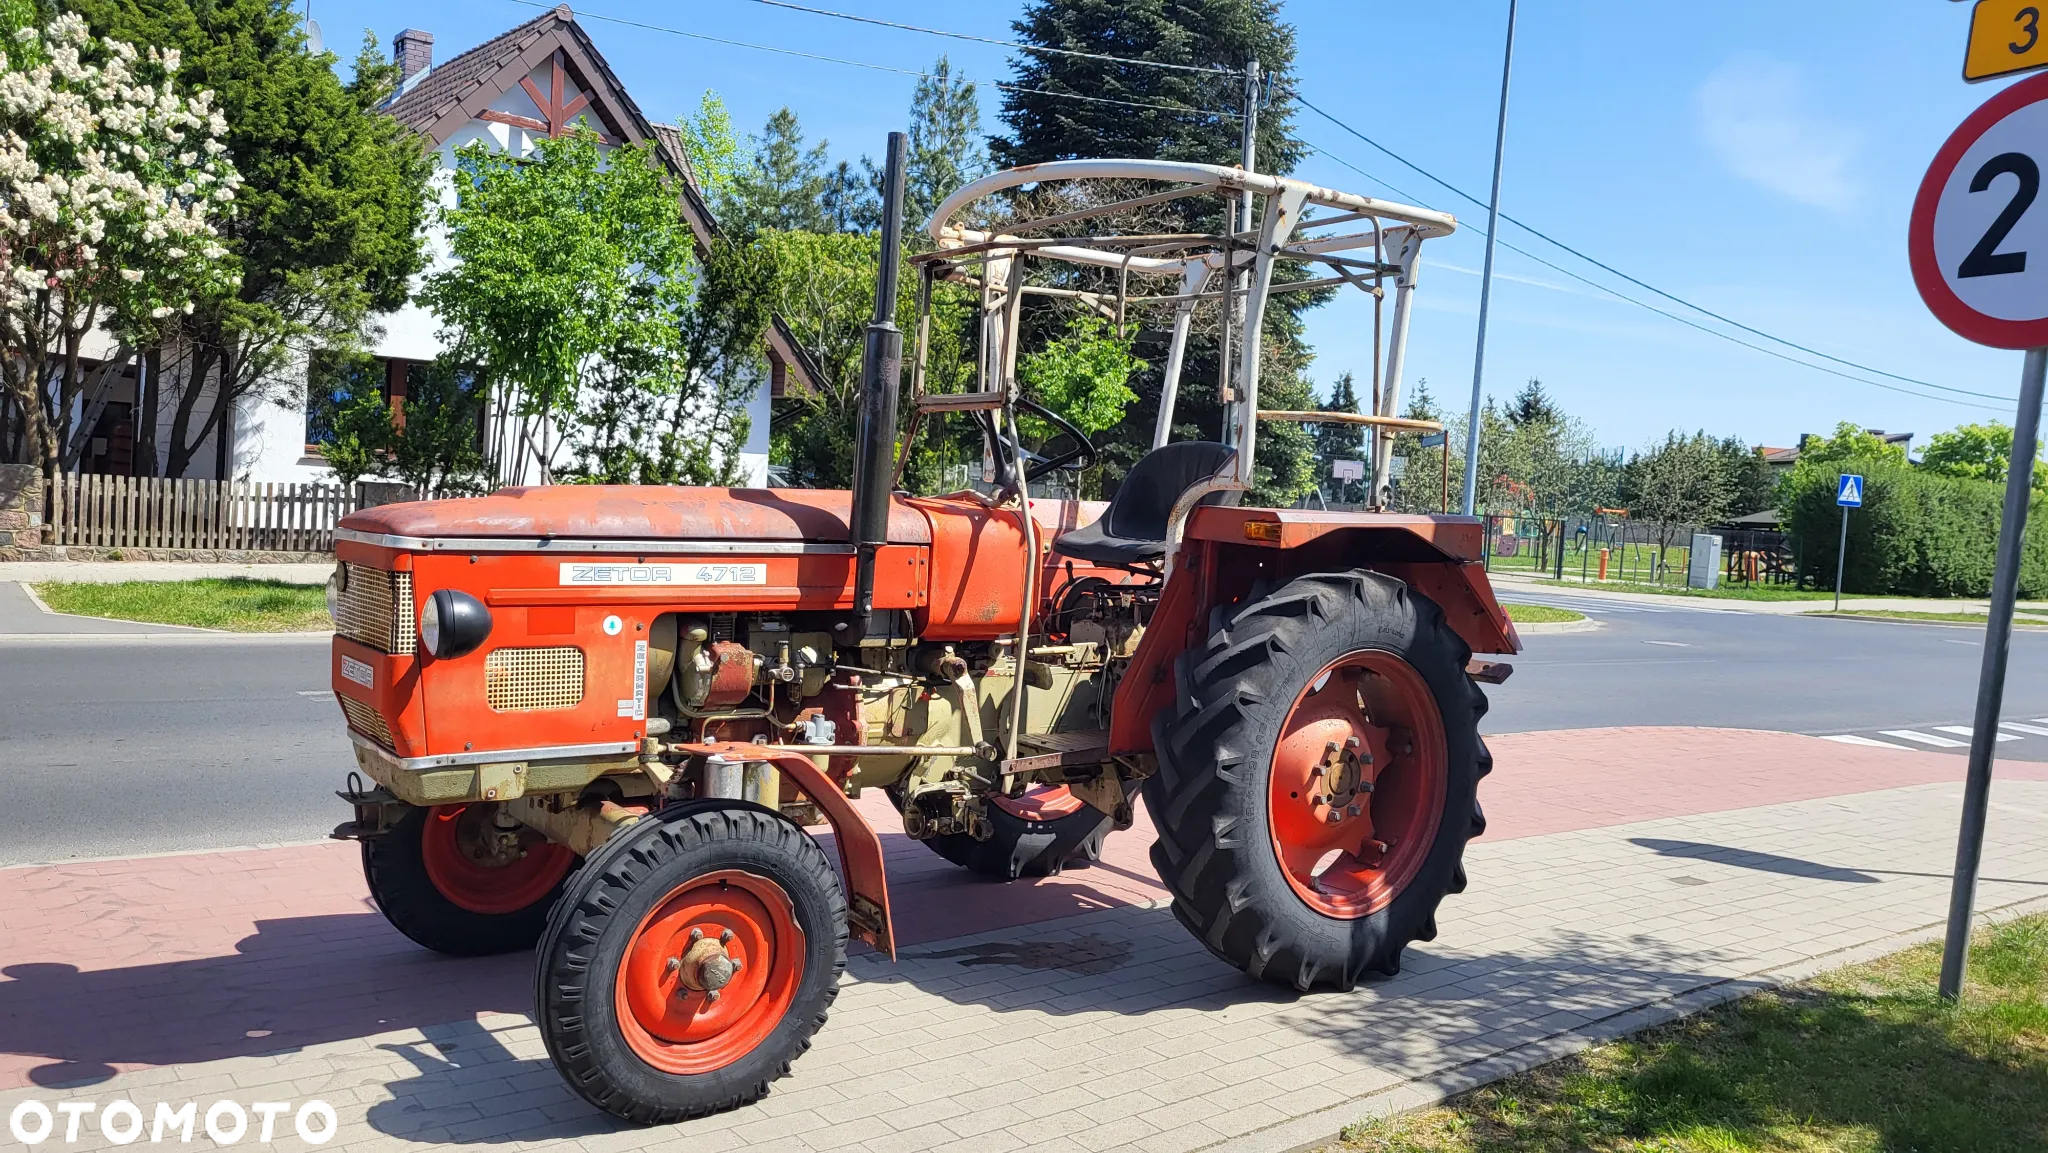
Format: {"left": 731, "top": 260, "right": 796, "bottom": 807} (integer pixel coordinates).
{"left": 0, "top": 12, "right": 239, "bottom": 479}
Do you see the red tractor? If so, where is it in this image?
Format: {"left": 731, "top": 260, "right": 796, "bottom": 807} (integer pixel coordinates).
{"left": 326, "top": 137, "right": 1517, "bottom": 1123}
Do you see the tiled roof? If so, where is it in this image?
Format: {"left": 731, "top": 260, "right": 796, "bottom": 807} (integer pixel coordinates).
{"left": 647, "top": 122, "right": 700, "bottom": 191}
{"left": 386, "top": 6, "right": 562, "bottom": 137}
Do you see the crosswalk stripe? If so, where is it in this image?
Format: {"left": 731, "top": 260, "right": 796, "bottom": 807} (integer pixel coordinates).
{"left": 1934, "top": 725, "right": 2020, "bottom": 742}
{"left": 2000, "top": 721, "right": 2048, "bottom": 736}
{"left": 1881, "top": 729, "right": 1971, "bottom": 748}
{"left": 1821, "top": 734, "right": 1916, "bottom": 750}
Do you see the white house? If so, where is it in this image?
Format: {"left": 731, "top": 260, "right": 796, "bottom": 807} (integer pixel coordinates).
{"left": 77, "top": 5, "right": 814, "bottom": 490}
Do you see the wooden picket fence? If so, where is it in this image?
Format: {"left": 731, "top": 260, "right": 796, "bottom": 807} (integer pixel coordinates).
{"left": 45, "top": 474, "right": 371, "bottom": 552}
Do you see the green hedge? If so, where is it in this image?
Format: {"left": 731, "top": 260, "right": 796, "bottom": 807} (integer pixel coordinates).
{"left": 1784, "top": 463, "right": 2048, "bottom": 597}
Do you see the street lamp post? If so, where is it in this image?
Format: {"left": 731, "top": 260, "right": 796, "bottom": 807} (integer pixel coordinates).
{"left": 1459, "top": 0, "right": 1520, "bottom": 516}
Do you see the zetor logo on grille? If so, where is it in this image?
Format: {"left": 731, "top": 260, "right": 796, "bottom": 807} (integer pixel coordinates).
{"left": 558, "top": 563, "right": 766, "bottom": 586}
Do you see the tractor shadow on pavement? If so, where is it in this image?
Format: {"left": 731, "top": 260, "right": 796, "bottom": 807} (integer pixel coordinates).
{"left": 347, "top": 911, "right": 1748, "bottom": 1144}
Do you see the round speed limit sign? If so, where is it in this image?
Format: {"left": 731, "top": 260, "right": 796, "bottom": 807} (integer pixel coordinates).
{"left": 1912, "top": 70, "right": 2048, "bottom": 348}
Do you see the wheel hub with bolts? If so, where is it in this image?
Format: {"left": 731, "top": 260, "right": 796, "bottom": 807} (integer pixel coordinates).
{"left": 669, "top": 928, "right": 744, "bottom": 1002}
{"left": 1268, "top": 652, "right": 1448, "bottom": 919}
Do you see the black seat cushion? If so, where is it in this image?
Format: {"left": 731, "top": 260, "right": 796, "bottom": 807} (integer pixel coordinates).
{"left": 1052, "top": 441, "right": 1238, "bottom": 565}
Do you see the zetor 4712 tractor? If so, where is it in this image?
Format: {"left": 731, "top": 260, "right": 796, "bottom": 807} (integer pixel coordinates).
{"left": 325, "top": 141, "right": 1518, "bottom": 1123}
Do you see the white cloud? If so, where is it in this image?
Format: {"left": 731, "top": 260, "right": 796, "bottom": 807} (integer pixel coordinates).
{"left": 1695, "top": 54, "right": 1862, "bottom": 213}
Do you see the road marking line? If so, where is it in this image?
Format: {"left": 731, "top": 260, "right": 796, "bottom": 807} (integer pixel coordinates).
{"left": 2001, "top": 722, "right": 2048, "bottom": 737}
{"left": 1935, "top": 725, "right": 2020, "bottom": 742}
{"left": 1643, "top": 640, "right": 1691, "bottom": 647}
{"left": 296, "top": 690, "right": 330, "bottom": 698}
{"left": 1881, "top": 729, "right": 1971, "bottom": 748}
{"left": 1821, "top": 734, "right": 1916, "bottom": 750}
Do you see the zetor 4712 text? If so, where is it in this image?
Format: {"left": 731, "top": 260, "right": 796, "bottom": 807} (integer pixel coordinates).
{"left": 324, "top": 147, "right": 1518, "bottom": 1123}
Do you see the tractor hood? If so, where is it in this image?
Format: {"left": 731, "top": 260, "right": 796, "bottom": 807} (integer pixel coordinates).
{"left": 340, "top": 486, "right": 933, "bottom": 545}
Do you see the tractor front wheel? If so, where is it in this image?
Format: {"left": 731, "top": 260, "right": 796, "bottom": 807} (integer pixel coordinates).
{"left": 535, "top": 802, "right": 846, "bottom": 1124}
{"left": 1146, "top": 569, "right": 1491, "bottom": 991}
{"left": 363, "top": 803, "right": 577, "bottom": 956}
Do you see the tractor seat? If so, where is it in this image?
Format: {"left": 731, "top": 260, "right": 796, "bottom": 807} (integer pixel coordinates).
{"left": 1051, "top": 441, "right": 1238, "bottom": 565}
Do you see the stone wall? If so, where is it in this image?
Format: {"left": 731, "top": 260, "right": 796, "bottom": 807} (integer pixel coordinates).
{"left": 0, "top": 464, "right": 43, "bottom": 550}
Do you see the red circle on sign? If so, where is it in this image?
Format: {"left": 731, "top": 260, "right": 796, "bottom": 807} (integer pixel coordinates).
{"left": 1911, "top": 70, "right": 2048, "bottom": 349}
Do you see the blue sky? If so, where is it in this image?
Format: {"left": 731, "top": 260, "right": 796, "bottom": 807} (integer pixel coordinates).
{"left": 315, "top": 0, "right": 2032, "bottom": 453}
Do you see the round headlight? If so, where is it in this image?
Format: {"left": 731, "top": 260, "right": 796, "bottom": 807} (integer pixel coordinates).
{"left": 420, "top": 588, "right": 491, "bottom": 660}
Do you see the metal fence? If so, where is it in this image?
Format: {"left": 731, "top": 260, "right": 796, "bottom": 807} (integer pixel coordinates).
{"left": 45, "top": 474, "right": 407, "bottom": 552}
{"left": 1477, "top": 514, "right": 1796, "bottom": 586}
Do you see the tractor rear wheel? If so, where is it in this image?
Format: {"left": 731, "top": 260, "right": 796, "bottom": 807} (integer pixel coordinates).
{"left": 917, "top": 785, "right": 1112, "bottom": 879}
{"left": 535, "top": 802, "right": 846, "bottom": 1124}
{"left": 1146, "top": 569, "right": 1491, "bottom": 991}
{"left": 363, "top": 803, "right": 577, "bottom": 956}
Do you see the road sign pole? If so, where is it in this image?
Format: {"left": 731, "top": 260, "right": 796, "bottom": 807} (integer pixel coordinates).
{"left": 1459, "top": 0, "right": 1518, "bottom": 516}
{"left": 1834, "top": 504, "right": 1849, "bottom": 613}
{"left": 1939, "top": 345, "right": 2048, "bottom": 1003}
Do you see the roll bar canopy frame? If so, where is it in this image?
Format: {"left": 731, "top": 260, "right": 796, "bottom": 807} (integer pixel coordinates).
{"left": 909, "top": 159, "right": 1458, "bottom": 505}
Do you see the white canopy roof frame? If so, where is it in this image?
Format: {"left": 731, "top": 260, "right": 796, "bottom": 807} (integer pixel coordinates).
{"left": 915, "top": 159, "right": 1458, "bottom": 503}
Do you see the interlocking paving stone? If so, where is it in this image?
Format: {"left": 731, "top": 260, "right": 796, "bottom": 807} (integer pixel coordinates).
{"left": 8, "top": 729, "right": 2048, "bottom": 1153}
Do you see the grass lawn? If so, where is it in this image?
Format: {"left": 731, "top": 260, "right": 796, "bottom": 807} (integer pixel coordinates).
{"left": 1501, "top": 603, "right": 1586, "bottom": 624}
{"left": 1804, "top": 608, "right": 2048, "bottom": 629}
{"left": 33, "top": 578, "right": 330, "bottom": 632}
{"left": 1532, "top": 579, "right": 1857, "bottom": 603}
{"left": 1326, "top": 914, "right": 2048, "bottom": 1153}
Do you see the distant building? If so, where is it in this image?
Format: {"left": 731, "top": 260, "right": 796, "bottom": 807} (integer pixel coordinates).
{"left": 1759, "top": 429, "right": 1913, "bottom": 476}
{"left": 103, "top": 5, "right": 816, "bottom": 487}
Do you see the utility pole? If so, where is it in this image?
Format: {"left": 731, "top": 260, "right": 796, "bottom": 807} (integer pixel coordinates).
{"left": 1459, "top": 0, "right": 1519, "bottom": 515}
{"left": 1221, "top": 57, "right": 1260, "bottom": 451}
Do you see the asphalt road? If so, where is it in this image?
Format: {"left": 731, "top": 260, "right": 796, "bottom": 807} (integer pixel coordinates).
{"left": 4, "top": 594, "right": 2046, "bottom": 865}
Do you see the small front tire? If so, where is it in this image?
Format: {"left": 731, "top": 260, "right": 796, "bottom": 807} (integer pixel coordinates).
{"left": 362, "top": 803, "right": 576, "bottom": 957}
{"left": 535, "top": 802, "right": 847, "bottom": 1124}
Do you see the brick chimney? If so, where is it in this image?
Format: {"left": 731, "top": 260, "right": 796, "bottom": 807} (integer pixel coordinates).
{"left": 392, "top": 28, "right": 433, "bottom": 85}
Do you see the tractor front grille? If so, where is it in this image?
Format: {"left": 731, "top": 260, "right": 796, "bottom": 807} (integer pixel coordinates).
{"left": 486, "top": 647, "right": 585, "bottom": 712}
{"left": 334, "top": 564, "right": 415, "bottom": 655}
{"left": 338, "top": 695, "right": 394, "bottom": 748}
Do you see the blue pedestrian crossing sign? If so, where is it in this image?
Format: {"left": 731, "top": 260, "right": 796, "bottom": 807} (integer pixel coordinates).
{"left": 1837, "top": 474, "right": 1864, "bottom": 507}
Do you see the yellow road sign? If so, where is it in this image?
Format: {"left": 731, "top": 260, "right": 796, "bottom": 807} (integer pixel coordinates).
{"left": 1968, "top": 0, "right": 2048, "bottom": 83}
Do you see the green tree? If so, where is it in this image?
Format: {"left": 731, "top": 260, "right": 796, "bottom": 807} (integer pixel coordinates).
{"left": 1019, "top": 313, "right": 1145, "bottom": 440}
{"left": 821, "top": 160, "right": 878, "bottom": 233}
{"left": 992, "top": 0, "right": 1317, "bottom": 508}
{"left": 677, "top": 90, "right": 743, "bottom": 219}
{"left": 76, "top": 4, "right": 432, "bottom": 478}
{"left": 1507, "top": 378, "right": 1558, "bottom": 427}
{"left": 1621, "top": 431, "right": 1732, "bottom": 568}
{"left": 1919, "top": 421, "right": 2046, "bottom": 489}
{"left": 1310, "top": 372, "right": 1369, "bottom": 505}
{"left": 423, "top": 129, "right": 738, "bottom": 483}
{"left": 385, "top": 359, "right": 488, "bottom": 497}
{"left": 905, "top": 57, "right": 987, "bottom": 231}
{"left": 1795, "top": 422, "right": 1910, "bottom": 468}
{"left": 729, "top": 108, "right": 832, "bottom": 235}
{"left": 1716, "top": 436, "right": 1777, "bottom": 517}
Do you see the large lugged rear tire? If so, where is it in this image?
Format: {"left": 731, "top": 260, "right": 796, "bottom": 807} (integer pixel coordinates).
{"left": 363, "top": 803, "right": 577, "bottom": 957}
{"left": 535, "top": 802, "right": 847, "bottom": 1125}
{"left": 1145, "top": 569, "right": 1492, "bottom": 991}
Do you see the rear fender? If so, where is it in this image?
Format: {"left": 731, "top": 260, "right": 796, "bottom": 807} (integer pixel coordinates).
{"left": 1106, "top": 508, "right": 1519, "bottom": 757}
{"left": 670, "top": 741, "right": 895, "bottom": 960}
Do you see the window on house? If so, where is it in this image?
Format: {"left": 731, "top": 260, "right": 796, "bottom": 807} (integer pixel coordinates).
{"left": 305, "top": 352, "right": 424, "bottom": 452}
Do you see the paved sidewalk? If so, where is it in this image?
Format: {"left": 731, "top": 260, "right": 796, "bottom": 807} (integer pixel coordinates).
{"left": 0, "top": 561, "right": 332, "bottom": 585}
{"left": 5, "top": 728, "right": 2046, "bottom": 1153}
{"left": 1492, "top": 571, "right": 2048, "bottom": 617}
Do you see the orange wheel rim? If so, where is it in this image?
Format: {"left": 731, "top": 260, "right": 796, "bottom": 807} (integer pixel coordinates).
{"left": 613, "top": 870, "right": 805, "bottom": 1075}
{"left": 1266, "top": 651, "right": 1448, "bottom": 919}
{"left": 420, "top": 804, "right": 575, "bottom": 915}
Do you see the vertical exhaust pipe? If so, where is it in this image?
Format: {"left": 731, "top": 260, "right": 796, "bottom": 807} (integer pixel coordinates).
{"left": 850, "top": 131, "right": 909, "bottom": 636}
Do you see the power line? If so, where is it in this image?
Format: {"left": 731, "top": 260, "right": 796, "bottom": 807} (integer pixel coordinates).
{"left": 1292, "top": 92, "right": 2014, "bottom": 406}
{"left": 509, "top": 0, "right": 1237, "bottom": 118}
{"left": 1302, "top": 143, "right": 2013, "bottom": 413}
{"left": 739, "top": 0, "right": 1238, "bottom": 75}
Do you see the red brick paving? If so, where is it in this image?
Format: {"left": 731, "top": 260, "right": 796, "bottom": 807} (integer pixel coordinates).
{"left": 3, "top": 726, "right": 2038, "bottom": 1091}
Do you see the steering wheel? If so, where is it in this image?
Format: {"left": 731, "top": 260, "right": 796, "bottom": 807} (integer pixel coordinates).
{"left": 1017, "top": 398, "right": 1097, "bottom": 482}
